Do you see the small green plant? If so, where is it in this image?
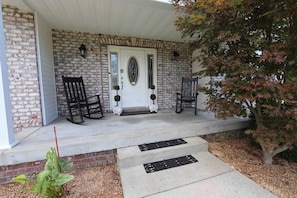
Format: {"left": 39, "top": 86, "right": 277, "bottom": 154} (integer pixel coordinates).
{"left": 13, "top": 148, "right": 74, "bottom": 198}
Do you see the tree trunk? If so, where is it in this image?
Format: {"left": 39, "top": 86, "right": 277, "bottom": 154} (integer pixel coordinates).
{"left": 262, "top": 149, "right": 274, "bottom": 165}
{"left": 261, "top": 145, "right": 289, "bottom": 165}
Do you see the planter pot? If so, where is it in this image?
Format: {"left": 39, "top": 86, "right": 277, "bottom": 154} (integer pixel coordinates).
{"left": 113, "top": 106, "right": 123, "bottom": 115}
{"left": 149, "top": 104, "right": 158, "bottom": 113}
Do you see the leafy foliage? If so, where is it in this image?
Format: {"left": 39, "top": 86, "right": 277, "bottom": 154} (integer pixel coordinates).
{"left": 150, "top": 94, "right": 156, "bottom": 100}
{"left": 113, "top": 85, "right": 120, "bottom": 90}
{"left": 174, "top": 0, "right": 297, "bottom": 164}
{"left": 114, "top": 95, "right": 121, "bottom": 102}
{"left": 13, "top": 148, "right": 74, "bottom": 198}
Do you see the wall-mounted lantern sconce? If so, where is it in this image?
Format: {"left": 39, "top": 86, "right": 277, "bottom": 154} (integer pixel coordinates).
{"left": 79, "top": 44, "right": 87, "bottom": 58}
{"left": 173, "top": 51, "right": 180, "bottom": 57}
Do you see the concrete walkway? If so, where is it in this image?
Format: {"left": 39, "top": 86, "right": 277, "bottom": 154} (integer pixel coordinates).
{"left": 118, "top": 137, "right": 276, "bottom": 198}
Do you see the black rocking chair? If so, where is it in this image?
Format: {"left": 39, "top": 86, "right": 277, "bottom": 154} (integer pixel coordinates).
{"left": 62, "top": 76, "right": 104, "bottom": 124}
{"left": 176, "top": 77, "right": 199, "bottom": 115}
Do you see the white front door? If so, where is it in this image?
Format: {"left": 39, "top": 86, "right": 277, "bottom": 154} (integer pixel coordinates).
{"left": 120, "top": 49, "right": 147, "bottom": 108}
{"left": 108, "top": 46, "right": 157, "bottom": 110}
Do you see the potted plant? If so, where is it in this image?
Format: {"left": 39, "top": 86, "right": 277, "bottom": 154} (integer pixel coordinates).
{"left": 149, "top": 85, "right": 158, "bottom": 112}
{"left": 113, "top": 85, "right": 122, "bottom": 115}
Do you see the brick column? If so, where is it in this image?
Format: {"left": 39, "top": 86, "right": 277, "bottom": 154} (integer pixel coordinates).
{"left": 0, "top": 3, "right": 18, "bottom": 149}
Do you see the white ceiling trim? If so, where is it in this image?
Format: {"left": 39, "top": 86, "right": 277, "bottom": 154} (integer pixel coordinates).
{"left": 2, "top": 0, "right": 186, "bottom": 42}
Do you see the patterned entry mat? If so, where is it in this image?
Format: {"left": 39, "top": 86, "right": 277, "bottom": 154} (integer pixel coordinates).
{"left": 144, "top": 155, "right": 198, "bottom": 173}
{"left": 138, "top": 139, "right": 187, "bottom": 152}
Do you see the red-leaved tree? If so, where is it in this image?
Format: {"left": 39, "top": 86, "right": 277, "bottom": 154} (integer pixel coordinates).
{"left": 174, "top": 0, "right": 297, "bottom": 164}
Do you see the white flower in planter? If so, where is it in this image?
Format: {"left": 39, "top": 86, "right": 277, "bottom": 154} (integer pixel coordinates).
{"left": 113, "top": 106, "right": 123, "bottom": 115}
{"left": 149, "top": 104, "right": 158, "bottom": 113}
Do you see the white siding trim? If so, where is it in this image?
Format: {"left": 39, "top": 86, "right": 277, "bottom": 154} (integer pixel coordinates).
{"left": 192, "top": 49, "right": 210, "bottom": 110}
{"left": 108, "top": 46, "right": 157, "bottom": 110}
{"left": 35, "top": 12, "right": 58, "bottom": 125}
{"left": 0, "top": 2, "right": 18, "bottom": 149}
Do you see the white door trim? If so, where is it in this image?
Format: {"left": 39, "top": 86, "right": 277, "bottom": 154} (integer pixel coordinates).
{"left": 108, "top": 46, "right": 157, "bottom": 110}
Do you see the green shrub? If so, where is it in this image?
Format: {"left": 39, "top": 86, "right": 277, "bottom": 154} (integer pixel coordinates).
{"left": 13, "top": 148, "right": 74, "bottom": 198}
{"left": 114, "top": 95, "right": 120, "bottom": 102}
{"left": 113, "top": 85, "right": 120, "bottom": 90}
{"left": 150, "top": 94, "right": 156, "bottom": 100}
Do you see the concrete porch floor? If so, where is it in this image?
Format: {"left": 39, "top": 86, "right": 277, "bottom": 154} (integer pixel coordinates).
{"left": 0, "top": 108, "right": 249, "bottom": 167}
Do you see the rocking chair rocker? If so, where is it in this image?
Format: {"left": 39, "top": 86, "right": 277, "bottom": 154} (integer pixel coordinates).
{"left": 175, "top": 77, "right": 199, "bottom": 115}
{"left": 62, "top": 76, "right": 104, "bottom": 124}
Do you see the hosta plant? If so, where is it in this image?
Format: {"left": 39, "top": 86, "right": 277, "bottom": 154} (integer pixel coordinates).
{"left": 13, "top": 148, "right": 74, "bottom": 198}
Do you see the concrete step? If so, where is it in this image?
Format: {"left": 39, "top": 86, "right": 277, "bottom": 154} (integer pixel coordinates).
{"left": 117, "top": 136, "right": 276, "bottom": 198}
{"left": 117, "top": 136, "right": 208, "bottom": 169}
{"left": 119, "top": 152, "right": 232, "bottom": 198}
{"left": 119, "top": 151, "right": 276, "bottom": 198}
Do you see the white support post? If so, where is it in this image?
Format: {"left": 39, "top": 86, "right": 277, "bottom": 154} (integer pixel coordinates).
{"left": 0, "top": 3, "right": 18, "bottom": 149}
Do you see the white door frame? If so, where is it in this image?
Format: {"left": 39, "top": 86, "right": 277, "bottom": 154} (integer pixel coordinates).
{"left": 108, "top": 46, "right": 157, "bottom": 110}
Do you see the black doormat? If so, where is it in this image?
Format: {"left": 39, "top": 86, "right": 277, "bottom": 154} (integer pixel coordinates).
{"left": 120, "top": 110, "right": 151, "bottom": 116}
{"left": 138, "top": 139, "right": 187, "bottom": 152}
{"left": 144, "top": 155, "right": 198, "bottom": 173}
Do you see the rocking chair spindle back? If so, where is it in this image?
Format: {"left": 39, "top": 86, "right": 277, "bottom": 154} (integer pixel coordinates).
{"left": 62, "top": 76, "right": 104, "bottom": 124}
{"left": 175, "top": 77, "right": 199, "bottom": 115}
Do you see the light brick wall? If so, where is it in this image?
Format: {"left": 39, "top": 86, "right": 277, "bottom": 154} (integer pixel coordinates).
{"left": 53, "top": 30, "right": 103, "bottom": 115}
{"left": 2, "top": 5, "right": 42, "bottom": 132}
{"left": 53, "top": 30, "right": 192, "bottom": 115}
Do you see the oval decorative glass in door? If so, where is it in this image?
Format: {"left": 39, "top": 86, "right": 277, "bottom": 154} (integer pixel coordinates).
{"left": 128, "top": 56, "right": 138, "bottom": 85}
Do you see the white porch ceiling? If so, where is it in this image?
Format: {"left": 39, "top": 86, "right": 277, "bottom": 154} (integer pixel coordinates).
{"left": 2, "top": 0, "right": 186, "bottom": 42}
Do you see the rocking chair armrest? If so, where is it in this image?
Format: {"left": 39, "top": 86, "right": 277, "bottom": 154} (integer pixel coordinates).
{"left": 86, "top": 94, "right": 100, "bottom": 100}
{"left": 176, "top": 92, "right": 182, "bottom": 100}
{"left": 85, "top": 95, "right": 101, "bottom": 104}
